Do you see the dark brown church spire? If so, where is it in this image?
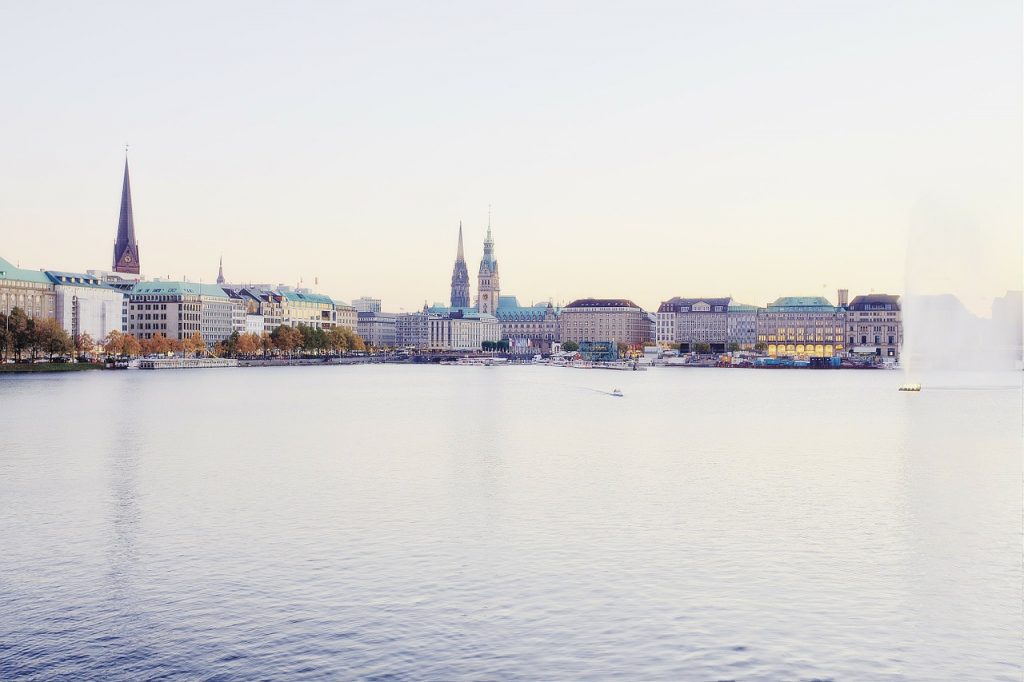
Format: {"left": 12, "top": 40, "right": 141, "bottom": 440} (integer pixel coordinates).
{"left": 112, "top": 153, "right": 140, "bottom": 274}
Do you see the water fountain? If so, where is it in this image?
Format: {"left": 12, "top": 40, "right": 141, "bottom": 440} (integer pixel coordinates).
{"left": 901, "top": 197, "right": 1022, "bottom": 390}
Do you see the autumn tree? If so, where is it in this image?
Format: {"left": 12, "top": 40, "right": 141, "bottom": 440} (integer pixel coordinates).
{"left": 103, "top": 329, "right": 126, "bottom": 356}
{"left": 75, "top": 332, "right": 95, "bottom": 359}
{"left": 32, "top": 318, "right": 72, "bottom": 360}
{"left": 184, "top": 332, "right": 207, "bottom": 357}
{"left": 123, "top": 335, "right": 142, "bottom": 357}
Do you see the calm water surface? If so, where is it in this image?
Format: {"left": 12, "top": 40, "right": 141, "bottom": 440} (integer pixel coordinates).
{"left": 1, "top": 366, "right": 1021, "bottom": 680}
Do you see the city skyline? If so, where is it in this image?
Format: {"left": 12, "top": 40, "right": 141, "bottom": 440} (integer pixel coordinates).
{"left": 1, "top": 2, "right": 1020, "bottom": 314}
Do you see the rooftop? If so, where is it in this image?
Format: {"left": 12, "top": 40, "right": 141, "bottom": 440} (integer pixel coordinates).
{"left": 130, "top": 281, "right": 230, "bottom": 298}
{"left": 766, "top": 296, "right": 840, "bottom": 312}
{"left": 0, "top": 256, "right": 53, "bottom": 285}
{"left": 565, "top": 298, "right": 641, "bottom": 310}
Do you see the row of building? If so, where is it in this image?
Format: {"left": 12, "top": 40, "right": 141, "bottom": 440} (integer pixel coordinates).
{"left": 0, "top": 157, "right": 909, "bottom": 360}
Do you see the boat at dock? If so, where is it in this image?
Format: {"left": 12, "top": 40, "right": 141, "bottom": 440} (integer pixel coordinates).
{"left": 139, "top": 357, "right": 238, "bottom": 370}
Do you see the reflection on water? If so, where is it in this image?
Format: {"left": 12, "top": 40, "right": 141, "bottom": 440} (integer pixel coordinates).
{"left": 0, "top": 367, "right": 1020, "bottom": 680}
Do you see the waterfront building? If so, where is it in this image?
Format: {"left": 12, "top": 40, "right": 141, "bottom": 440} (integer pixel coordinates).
{"left": 280, "top": 290, "right": 336, "bottom": 329}
{"left": 846, "top": 293, "right": 902, "bottom": 361}
{"left": 428, "top": 310, "right": 500, "bottom": 351}
{"left": 476, "top": 221, "right": 500, "bottom": 315}
{"left": 245, "top": 313, "right": 265, "bottom": 335}
{"left": 334, "top": 301, "right": 358, "bottom": 331}
{"left": 357, "top": 311, "right": 397, "bottom": 348}
{"left": 352, "top": 296, "right": 382, "bottom": 313}
{"left": 112, "top": 158, "right": 141, "bottom": 275}
{"left": 558, "top": 298, "right": 652, "bottom": 347}
{"left": 237, "top": 288, "right": 284, "bottom": 330}
{"left": 223, "top": 288, "right": 247, "bottom": 334}
{"left": 756, "top": 296, "right": 845, "bottom": 358}
{"left": 0, "top": 256, "right": 56, "bottom": 321}
{"left": 727, "top": 302, "right": 760, "bottom": 350}
{"left": 396, "top": 311, "right": 430, "bottom": 349}
{"left": 655, "top": 297, "right": 730, "bottom": 352}
{"left": 450, "top": 223, "right": 471, "bottom": 308}
{"left": 494, "top": 296, "right": 560, "bottom": 353}
{"left": 45, "top": 271, "right": 125, "bottom": 342}
{"left": 126, "top": 281, "right": 235, "bottom": 344}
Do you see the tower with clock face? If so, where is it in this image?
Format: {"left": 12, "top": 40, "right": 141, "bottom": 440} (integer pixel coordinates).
{"left": 112, "top": 156, "right": 141, "bottom": 275}
{"left": 476, "top": 221, "right": 500, "bottom": 315}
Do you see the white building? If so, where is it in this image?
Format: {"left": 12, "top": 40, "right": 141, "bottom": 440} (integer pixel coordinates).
{"left": 44, "top": 271, "right": 125, "bottom": 342}
{"left": 352, "top": 296, "right": 382, "bottom": 313}
{"left": 245, "top": 314, "right": 265, "bottom": 335}
{"left": 428, "top": 311, "right": 500, "bottom": 350}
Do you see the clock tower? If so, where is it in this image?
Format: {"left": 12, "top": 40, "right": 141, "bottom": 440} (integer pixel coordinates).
{"left": 476, "top": 216, "right": 500, "bottom": 315}
{"left": 112, "top": 156, "right": 141, "bottom": 275}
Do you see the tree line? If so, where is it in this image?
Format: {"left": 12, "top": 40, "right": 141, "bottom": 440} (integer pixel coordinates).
{"left": 0, "top": 308, "right": 366, "bottom": 361}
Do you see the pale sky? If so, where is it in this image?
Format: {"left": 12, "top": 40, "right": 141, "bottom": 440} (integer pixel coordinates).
{"left": 0, "top": 1, "right": 1020, "bottom": 313}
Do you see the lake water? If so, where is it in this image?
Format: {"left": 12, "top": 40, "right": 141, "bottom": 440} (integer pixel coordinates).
{"left": 1, "top": 366, "right": 1021, "bottom": 680}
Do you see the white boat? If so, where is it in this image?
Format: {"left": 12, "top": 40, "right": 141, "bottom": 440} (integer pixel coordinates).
{"left": 610, "top": 389, "right": 624, "bottom": 397}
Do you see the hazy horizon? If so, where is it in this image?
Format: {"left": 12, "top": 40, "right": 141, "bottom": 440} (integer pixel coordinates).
{"left": 1, "top": 1, "right": 1020, "bottom": 313}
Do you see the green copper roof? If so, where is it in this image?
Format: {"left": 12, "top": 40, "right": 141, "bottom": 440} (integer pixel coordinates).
{"left": 766, "top": 296, "right": 839, "bottom": 312}
{"left": 728, "top": 303, "right": 760, "bottom": 312}
{"left": 280, "top": 291, "right": 335, "bottom": 306}
{"left": 0, "top": 256, "right": 54, "bottom": 285}
{"left": 131, "top": 281, "right": 229, "bottom": 298}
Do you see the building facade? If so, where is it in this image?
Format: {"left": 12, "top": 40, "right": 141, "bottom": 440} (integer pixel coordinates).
{"left": 46, "top": 271, "right": 125, "bottom": 342}
{"left": 280, "top": 290, "right": 336, "bottom": 329}
{"left": 428, "top": 311, "right": 501, "bottom": 350}
{"left": 357, "top": 311, "right": 397, "bottom": 348}
{"left": 494, "top": 296, "right": 560, "bottom": 353}
{"left": 756, "top": 296, "right": 846, "bottom": 358}
{"left": 334, "top": 302, "right": 358, "bottom": 331}
{"left": 352, "top": 296, "right": 382, "bottom": 313}
{"left": 559, "top": 298, "right": 652, "bottom": 347}
{"left": 655, "top": 297, "right": 730, "bottom": 352}
{"left": 0, "top": 256, "right": 56, "bottom": 321}
{"left": 126, "top": 281, "right": 235, "bottom": 344}
{"left": 727, "top": 302, "right": 759, "bottom": 350}
{"left": 846, "top": 294, "right": 902, "bottom": 361}
{"left": 395, "top": 311, "right": 430, "bottom": 349}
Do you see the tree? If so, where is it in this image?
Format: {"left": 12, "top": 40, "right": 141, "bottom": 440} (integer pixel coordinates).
{"left": 694, "top": 342, "right": 711, "bottom": 354}
{"left": 103, "top": 329, "right": 125, "bottom": 356}
{"left": 222, "top": 331, "right": 241, "bottom": 357}
{"left": 32, "top": 318, "right": 72, "bottom": 360}
{"left": 76, "top": 332, "right": 95, "bottom": 359}
{"left": 327, "top": 327, "right": 349, "bottom": 354}
{"left": 184, "top": 332, "right": 207, "bottom": 357}
{"left": 562, "top": 340, "right": 579, "bottom": 352}
{"left": 236, "top": 332, "right": 260, "bottom": 356}
{"left": 123, "top": 335, "right": 142, "bottom": 357}
{"left": 271, "top": 325, "right": 302, "bottom": 355}
{"left": 617, "top": 342, "right": 630, "bottom": 357}
{"left": 260, "top": 331, "right": 273, "bottom": 356}
{"left": 727, "top": 342, "right": 740, "bottom": 352}
{"left": 754, "top": 342, "right": 767, "bottom": 353}
{"left": 8, "top": 307, "right": 30, "bottom": 360}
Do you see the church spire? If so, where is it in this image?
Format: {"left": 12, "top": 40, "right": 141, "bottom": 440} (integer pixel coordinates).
{"left": 216, "top": 255, "right": 225, "bottom": 285}
{"left": 112, "top": 152, "right": 141, "bottom": 275}
{"left": 449, "top": 221, "right": 470, "bottom": 308}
